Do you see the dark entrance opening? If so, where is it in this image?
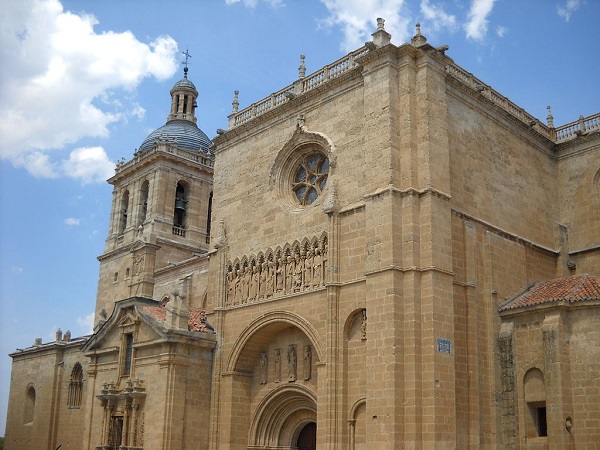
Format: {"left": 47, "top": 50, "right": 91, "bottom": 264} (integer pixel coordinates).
{"left": 296, "top": 422, "right": 316, "bottom": 450}
{"left": 109, "top": 416, "right": 123, "bottom": 450}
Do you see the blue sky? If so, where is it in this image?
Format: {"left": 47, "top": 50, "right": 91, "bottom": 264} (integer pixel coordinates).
{"left": 0, "top": 0, "right": 598, "bottom": 434}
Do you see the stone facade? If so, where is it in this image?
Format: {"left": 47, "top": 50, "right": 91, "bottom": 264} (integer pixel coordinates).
{"left": 5, "top": 20, "right": 600, "bottom": 450}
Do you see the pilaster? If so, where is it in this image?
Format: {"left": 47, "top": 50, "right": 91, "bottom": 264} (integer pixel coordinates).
{"left": 542, "top": 312, "right": 574, "bottom": 449}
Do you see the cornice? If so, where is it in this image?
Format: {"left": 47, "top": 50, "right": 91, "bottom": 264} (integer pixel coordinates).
{"left": 445, "top": 76, "right": 556, "bottom": 155}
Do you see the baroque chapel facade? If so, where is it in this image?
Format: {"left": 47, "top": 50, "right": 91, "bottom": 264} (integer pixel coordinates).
{"left": 5, "top": 20, "right": 600, "bottom": 450}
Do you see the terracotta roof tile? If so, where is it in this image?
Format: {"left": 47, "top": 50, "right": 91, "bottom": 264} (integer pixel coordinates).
{"left": 142, "top": 305, "right": 214, "bottom": 333}
{"left": 499, "top": 274, "right": 600, "bottom": 312}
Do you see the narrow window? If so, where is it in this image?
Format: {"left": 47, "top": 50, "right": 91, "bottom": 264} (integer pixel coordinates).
{"left": 183, "top": 95, "right": 189, "bottom": 114}
{"left": 120, "top": 190, "right": 130, "bottom": 234}
{"left": 125, "top": 268, "right": 130, "bottom": 279}
{"left": 24, "top": 386, "right": 35, "bottom": 424}
{"left": 123, "top": 333, "right": 134, "bottom": 375}
{"left": 536, "top": 406, "right": 548, "bottom": 437}
{"left": 173, "top": 182, "right": 187, "bottom": 230}
{"left": 205, "top": 191, "right": 213, "bottom": 244}
{"left": 113, "top": 272, "right": 118, "bottom": 283}
{"left": 139, "top": 180, "right": 149, "bottom": 226}
{"left": 68, "top": 363, "right": 83, "bottom": 408}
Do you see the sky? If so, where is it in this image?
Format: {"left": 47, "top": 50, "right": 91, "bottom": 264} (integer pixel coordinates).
{"left": 0, "top": 0, "right": 598, "bottom": 435}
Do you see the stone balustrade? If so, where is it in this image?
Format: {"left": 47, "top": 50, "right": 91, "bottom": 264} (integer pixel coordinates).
{"left": 228, "top": 42, "right": 598, "bottom": 145}
{"left": 555, "top": 113, "right": 600, "bottom": 142}
{"left": 114, "top": 141, "right": 214, "bottom": 174}
{"left": 229, "top": 45, "right": 370, "bottom": 129}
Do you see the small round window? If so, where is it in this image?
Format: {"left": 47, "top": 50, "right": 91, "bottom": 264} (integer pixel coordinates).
{"left": 292, "top": 153, "right": 329, "bottom": 206}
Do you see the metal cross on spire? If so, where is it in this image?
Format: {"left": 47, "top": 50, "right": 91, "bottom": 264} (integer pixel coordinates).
{"left": 182, "top": 47, "right": 192, "bottom": 77}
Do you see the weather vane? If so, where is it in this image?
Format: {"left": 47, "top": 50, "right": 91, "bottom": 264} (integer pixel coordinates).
{"left": 182, "top": 47, "right": 192, "bottom": 76}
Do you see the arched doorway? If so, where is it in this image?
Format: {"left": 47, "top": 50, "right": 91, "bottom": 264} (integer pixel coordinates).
{"left": 296, "top": 421, "right": 316, "bottom": 450}
{"left": 249, "top": 384, "right": 317, "bottom": 449}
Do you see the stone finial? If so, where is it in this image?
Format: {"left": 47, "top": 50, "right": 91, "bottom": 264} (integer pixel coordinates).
{"left": 232, "top": 90, "right": 239, "bottom": 114}
{"left": 34, "top": 337, "right": 42, "bottom": 346}
{"left": 323, "top": 180, "right": 338, "bottom": 214}
{"left": 55, "top": 328, "right": 62, "bottom": 342}
{"left": 298, "top": 54, "right": 306, "bottom": 79}
{"left": 546, "top": 106, "right": 554, "bottom": 128}
{"left": 411, "top": 22, "right": 428, "bottom": 47}
{"left": 371, "top": 17, "right": 392, "bottom": 48}
{"left": 214, "top": 219, "right": 227, "bottom": 249}
{"left": 166, "top": 287, "right": 190, "bottom": 330}
{"left": 63, "top": 330, "right": 71, "bottom": 342}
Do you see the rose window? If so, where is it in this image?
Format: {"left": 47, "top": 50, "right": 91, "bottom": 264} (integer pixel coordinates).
{"left": 292, "top": 153, "right": 329, "bottom": 206}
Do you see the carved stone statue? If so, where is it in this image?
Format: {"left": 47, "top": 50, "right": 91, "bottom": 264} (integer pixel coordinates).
{"left": 242, "top": 266, "right": 251, "bottom": 303}
{"left": 259, "top": 262, "right": 268, "bottom": 299}
{"left": 266, "top": 260, "right": 274, "bottom": 298}
{"left": 286, "top": 255, "right": 295, "bottom": 294}
{"left": 304, "top": 249, "right": 313, "bottom": 289}
{"left": 293, "top": 254, "right": 303, "bottom": 292}
{"left": 226, "top": 270, "right": 234, "bottom": 305}
{"left": 275, "top": 257, "right": 285, "bottom": 293}
{"left": 274, "top": 349, "right": 281, "bottom": 383}
{"left": 249, "top": 266, "right": 259, "bottom": 301}
{"left": 234, "top": 269, "right": 242, "bottom": 305}
{"left": 259, "top": 352, "right": 267, "bottom": 385}
{"left": 360, "top": 309, "right": 367, "bottom": 340}
{"left": 303, "top": 345, "right": 312, "bottom": 381}
{"left": 288, "top": 345, "right": 297, "bottom": 382}
{"left": 313, "top": 247, "right": 322, "bottom": 287}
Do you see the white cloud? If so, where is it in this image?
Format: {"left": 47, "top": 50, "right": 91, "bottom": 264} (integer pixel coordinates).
{"left": 61, "top": 146, "right": 115, "bottom": 184}
{"left": 557, "top": 0, "right": 581, "bottom": 21}
{"left": 64, "top": 217, "right": 81, "bottom": 226}
{"left": 13, "top": 151, "right": 59, "bottom": 178}
{"left": 77, "top": 312, "right": 95, "bottom": 334}
{"left": 0, "top": 0, "right": 178, "bottom": 177}
{"left": 11, "top": 266, "right": 24, "bottom": 274}
{"left": 320, "top": 0, "right": 410, "bottom": 52}
{"left": 420, "top": 0, "right": 457, "bottom": 32}
{"left": 496, "top": 25, "right": 507, "bottom": 38}
{"left": 464, "top": 0, "right": 496, "bottom": 41}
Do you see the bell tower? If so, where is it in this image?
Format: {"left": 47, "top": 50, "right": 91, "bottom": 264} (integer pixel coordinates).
{"left": 95, "top": 65, "right": 214, "bottom": 321}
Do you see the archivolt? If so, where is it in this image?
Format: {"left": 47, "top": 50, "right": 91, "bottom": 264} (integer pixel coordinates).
{"left": 226, "top": 310, "right": 324, "bottom": 373}
{"left": 249, "top": 384, "right": 317, "bottom": 448}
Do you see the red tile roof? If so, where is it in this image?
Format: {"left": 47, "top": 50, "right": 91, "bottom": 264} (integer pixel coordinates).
{"left": 142, "top": 305, "right": 214, "bottom": 333}
{"left": 499, "top": 274, "right": 600, "bottom": 312}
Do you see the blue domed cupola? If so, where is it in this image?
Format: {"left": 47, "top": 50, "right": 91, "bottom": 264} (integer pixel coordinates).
{"left": 139, "top": 58, "right": 212, "bottom": 155}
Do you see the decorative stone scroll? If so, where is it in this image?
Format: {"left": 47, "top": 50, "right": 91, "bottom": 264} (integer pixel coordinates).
{"left": 225, "top": 234, "right": 328, "bottom": 306}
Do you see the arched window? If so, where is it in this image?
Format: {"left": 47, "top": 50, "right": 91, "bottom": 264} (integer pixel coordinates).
{"left": 68, "top": 363, "right": 83, "bottom": 408}
{"left": 120, "top": 190, "right": 130, "bottom": 234}
{"left": 24, "top": 385, "right": 35, "bottom": 424}
{"left": 173, "top": 182, "right": 187, "bottom": 233}
{"left": 139, "top": 181, "right": 149, "bottom": 226}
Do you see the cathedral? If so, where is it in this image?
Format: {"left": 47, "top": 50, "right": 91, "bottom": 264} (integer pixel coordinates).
{"left": 5, "top": 20, "right": 600, "bottom": 450}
